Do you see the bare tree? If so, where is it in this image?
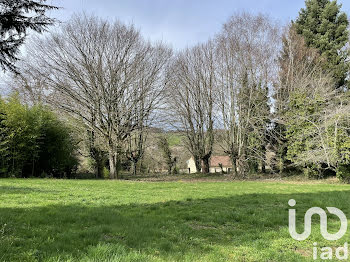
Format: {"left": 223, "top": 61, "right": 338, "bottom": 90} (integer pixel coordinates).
{"left": 276, "top": 25, "right": 324, "bottom": 115}
{"left": 125, "top": 99, "right": 148, "bottom": 176}
{"left": 7, "top": 70, "right": 47, "bottom": 104}
{"left": 167, "top": 41, "right": 215, "bottom": 173}
{"left": 19, "top": 14, "right": 171, "bottom": 178}
{"left": 215, "top": 13, "right": 280, "bottom": 176}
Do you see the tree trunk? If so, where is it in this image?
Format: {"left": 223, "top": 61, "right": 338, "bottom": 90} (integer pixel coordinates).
{"left": 261, "top": 144, "right": 266, "bottom": 173}
{"left": 261, "top": 160, "right": 266, "bottom": 173}
{"left": 132, "top": 161, "right": 137, "bottom": 176}
{"left": 167, "top": 165, "right": 172, "bottom": 175}
{"left": 108, "top": 151, "right": 117, "bottom": 179}
{"left": 202, "top": 156, "right": 210, "bottom": 174}
{"left": 237, "top": 154, "right": 248, "bottom": 178}
{"left": 88, "top": 127, "right": 105, "bottom": 179}
{"left": 96, "top": 159, "right": 104, "bottom": 178}
{"left": 108, "top": 138, "right": 120, "bottom": 179}
{"left": 194, "top": 156, "right": 201, "bottom": 173}
{"left": 231, "top": 156, "right": 238, "bottom": 177}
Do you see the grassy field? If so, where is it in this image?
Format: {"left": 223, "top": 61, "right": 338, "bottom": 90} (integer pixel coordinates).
{"left": 1, "top": 178, "right": 350, "bottom": 261}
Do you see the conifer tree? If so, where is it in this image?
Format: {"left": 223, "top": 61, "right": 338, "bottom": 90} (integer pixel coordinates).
{"left": 0, "top": 0, "right": 58, "bottom": 73}
{"left": 295, "top": 0, "right": 349, "bottom": 88}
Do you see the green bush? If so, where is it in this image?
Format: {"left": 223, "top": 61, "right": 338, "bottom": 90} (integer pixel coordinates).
{"left": 303, "top": 164, "right": 321, "bottom": 179}
{"left": 248, "top": 160, "right": 259, "bottom": 174}
{"left": 336, "top": 165, "right": 350, "bottom": 183}
{"left": 0, "top": 94, "right": 78, "bottom": 178}
{"left": 172, "top": 166, "right": 179, "bottom": 175}
{"left": 103, "top": 166, "right": 110, "bottom": 179}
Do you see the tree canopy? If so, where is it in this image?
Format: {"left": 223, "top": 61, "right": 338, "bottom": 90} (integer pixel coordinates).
{"left": 295, "top": 0, "right": 349, "bottom": 88}
{"left": 0, "top": 0, "right": 58, "bottom": 73}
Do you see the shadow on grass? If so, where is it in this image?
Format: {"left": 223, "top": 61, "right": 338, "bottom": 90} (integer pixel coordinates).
{"left": 0, "top": 185, "right": 58, "bottom": 194}
{"left": 1, "top": 190, "right": 350, "bottom": 261}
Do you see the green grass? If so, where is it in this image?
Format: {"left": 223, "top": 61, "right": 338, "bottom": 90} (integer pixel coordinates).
{"left": 1, "top": 179, "right": 350, "bottom": 261}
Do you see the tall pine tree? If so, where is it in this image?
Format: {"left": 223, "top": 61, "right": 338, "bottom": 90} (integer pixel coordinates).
{"left": 295, "top": 0, "right": 349, "bottom": 88}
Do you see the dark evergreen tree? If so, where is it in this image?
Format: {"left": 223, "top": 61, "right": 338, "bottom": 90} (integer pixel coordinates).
{"left": 158, "top": 136, "right": 175, "bottom": 175}
{"left": 0, "top": 0, "right": 58, "bottom": 72}
{"left": 295, "top": 0, "right": 349, "bottom": 88}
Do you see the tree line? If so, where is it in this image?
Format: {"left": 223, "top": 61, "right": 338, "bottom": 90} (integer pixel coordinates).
{"left": 1, "top": 0, "right": 350, "bottom": 181}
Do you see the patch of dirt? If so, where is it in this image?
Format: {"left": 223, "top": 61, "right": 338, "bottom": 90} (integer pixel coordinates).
{"left": 295, "top": 248, "right": 312, "bottom": 257}
{"left": 118, "top": 173, "right": 341, "bottom": 184}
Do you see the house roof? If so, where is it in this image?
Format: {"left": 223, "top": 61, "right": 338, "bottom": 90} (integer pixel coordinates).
{"left": 210, "top": 156, "right": 232, "bottom": 167}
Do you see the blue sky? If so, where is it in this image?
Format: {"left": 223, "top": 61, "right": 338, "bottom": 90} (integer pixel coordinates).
{"left": 49, "top": 0, "right": 350, "bottom": 50}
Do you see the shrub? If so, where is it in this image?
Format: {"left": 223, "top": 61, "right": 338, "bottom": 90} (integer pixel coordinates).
{"left": 303, "top": 165, "right": 320, "bottom": 179}
{"left": 172, "top": 166, "right": 179, "bottom": 175}
{"left": 336, "top": 165, "right": 350, "bottom": 183}
{"left": 103, "top": 166, "right": 110, "bottom": 179}
{"left": 0, "top": 94, "right": 78, "bottom": 178}
{"left": 248, "top": 160, "right": 259, "bottom": 174}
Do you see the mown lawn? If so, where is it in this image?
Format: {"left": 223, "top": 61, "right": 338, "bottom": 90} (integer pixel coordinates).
{"left": 1, "top": 179, "right": 350, "bottom": 261}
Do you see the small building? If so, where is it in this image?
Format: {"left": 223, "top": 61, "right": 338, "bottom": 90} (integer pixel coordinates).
{"left": 186, "top": 156, "right": 233, "bottom": 174}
